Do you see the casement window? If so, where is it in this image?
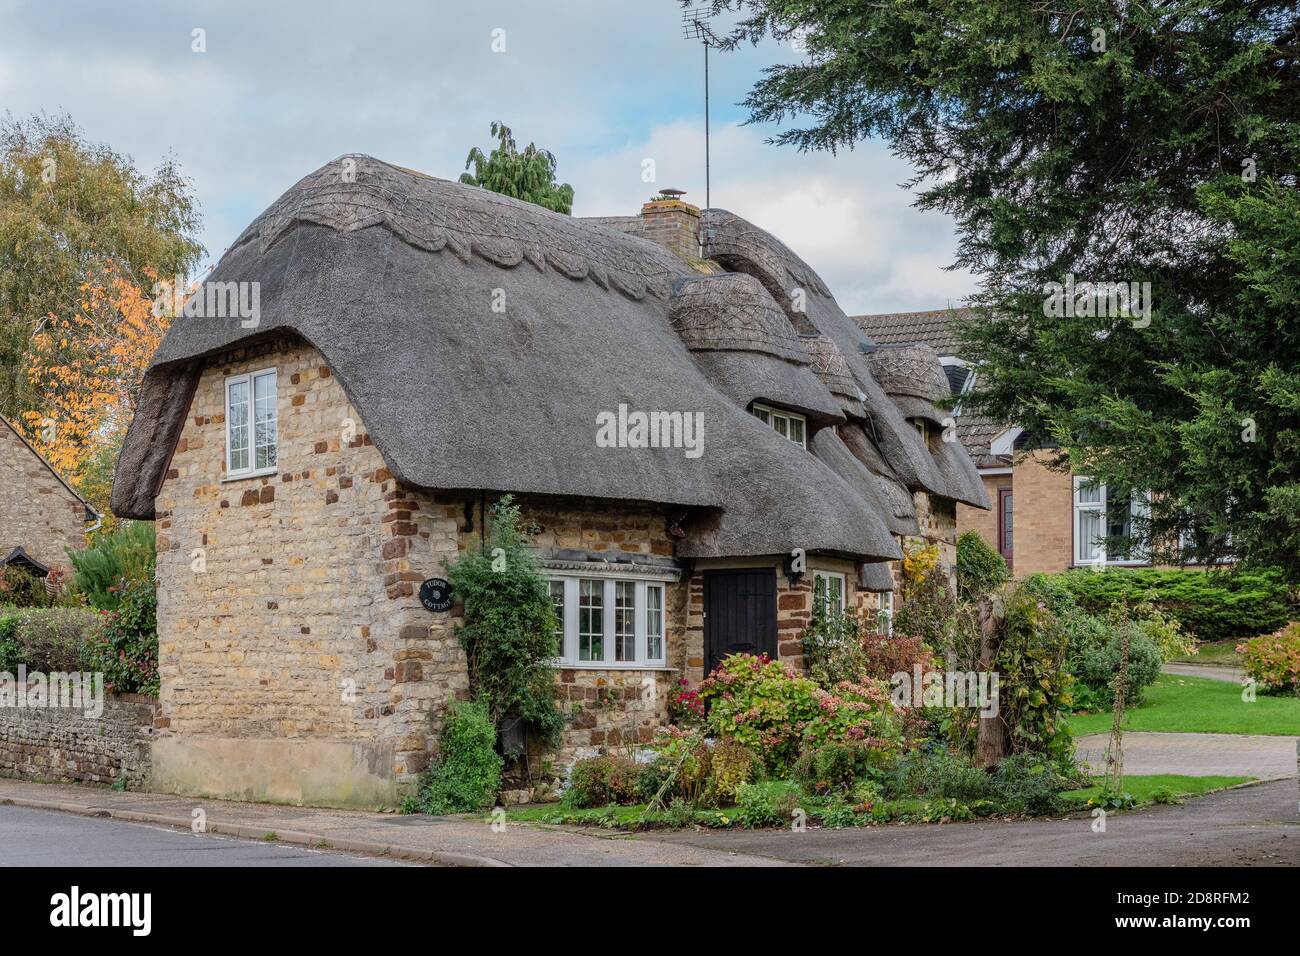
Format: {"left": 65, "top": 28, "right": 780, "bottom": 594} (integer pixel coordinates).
{"left": 549, "top": 576, "right": 667, "bottom": 667}
{"left": 225, "top": 368, "right": 278, "bottom": 479}
{"left": 1073, "top": 478, "right": 1148, "bottom": 566}
{"left": 812, "top": 570, "right": 846, "bottom": 614}
{"left": 751, "top": 403, "right": 806, "bottom": 448}
{"left": 876, "top": 590, "right": 894, "bottom": 637}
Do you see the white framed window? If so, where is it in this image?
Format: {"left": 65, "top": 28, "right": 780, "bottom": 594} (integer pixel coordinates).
{"left": 876, "top": 590, "right": 894, "bottom": 636}
{"left": 751, "top": 402, "right": 806, "bottom": 448}
{"left": 812, "top": 570, "right": 846, "bottom": 614}
{"left": 225, "top": 368, "right": 278, "bottom": 479}
{"left": 1073, "top": 477, "right": 1148, "bottom": 566}
{"left": 549, "top": 575, "right": 667, "bottom": 668}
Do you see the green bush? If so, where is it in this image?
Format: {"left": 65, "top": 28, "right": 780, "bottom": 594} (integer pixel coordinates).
{"left": 0, "top": 607, "right": 100, "bottom": 672}
{"left": 956, "top": 531, "right": 1010, "bottom": 602}
{"left": 994, "top": 585, "right": 1075, "bottom": 761}
{"left": 564, "top": 754, "right": 640, "bottom": 808}
{"left": 801, "top": 595, "right": 866, "bottom": 687}
{"left": 0, "top": 565, "right": 55, "bottom": 608}
{"left": 1077, "top": 626, "right": 1164, "bottom": 709}
{"left": 883, "top": 748, "right": 993, "bottom": 803}
{"left": 1240, "top": 623, "right": 1300, "bottom": 694}
{"left": 1047, "top": 567, "right": 1292, "bottom": 643}
{"left": 708, "top": 737, "right": 762, "bottom": 803}
{"left": 404, "top": 698, "right": 503, "bottom": 814}
{"left": 69, "top": 521, "right": 155, "bottom": 609}
{"left": 989, "top": 753, "right": 1073, "bottom": 815}
{"left": 734, "top": 780, "right": 802, "bottom": 828}
{"left": 792, "top": 740, "right": 879, "bottom": 796}
{"left": 445, "top": 497, "right": 564, "bottom": 746}
{"left": 85, "top": 579, "right": 158, "bottom": 695}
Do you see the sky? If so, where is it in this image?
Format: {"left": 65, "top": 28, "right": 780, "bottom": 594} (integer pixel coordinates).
{"left": 0, "top": 0, "right": 976, "bottom": 315}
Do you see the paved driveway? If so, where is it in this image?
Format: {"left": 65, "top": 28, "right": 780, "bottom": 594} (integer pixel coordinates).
{"left": 1075, "top": 732, "right": 1298, "bottom": 780}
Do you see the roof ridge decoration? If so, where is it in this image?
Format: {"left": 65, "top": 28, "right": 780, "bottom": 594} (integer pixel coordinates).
{"left": 231, "top": 155, "right": 685, "bottom": 302}
{"left": 867, "top": 344, "right": 952, "bottom": 402}
{"left": 668, "top": 273, "right": 810, "bottom": 363}
{"left": 700, "top": 208, "right": 832, "bottom": 311}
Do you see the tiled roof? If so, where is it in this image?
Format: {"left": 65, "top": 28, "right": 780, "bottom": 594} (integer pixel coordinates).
{"left": 854, "top": 307, "right": 976, "bottom": 356}
{"left": 853, "top": 309, "right": 1013, "bottom": 464}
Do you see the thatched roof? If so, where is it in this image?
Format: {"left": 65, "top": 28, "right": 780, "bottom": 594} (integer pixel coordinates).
{"left": 114, "top": 155, "right": 984, "bottom": 561}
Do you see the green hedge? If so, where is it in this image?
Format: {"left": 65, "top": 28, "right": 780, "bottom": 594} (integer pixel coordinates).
{"left": 1047, "top": 567, "right": 1293, "bottom": 643}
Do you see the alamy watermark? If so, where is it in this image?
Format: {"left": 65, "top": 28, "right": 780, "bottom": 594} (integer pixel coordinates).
{"left": 0, "top": 666, "right": 104, "bottom": 719}
{"left": 152, "top": 275, "right": 261, "bottom": 328}
{"left": 890, "top": 666, "right": 999, "bottom": 719}
{"left": 595, "top": 404, "right": 704, "bottom": 459}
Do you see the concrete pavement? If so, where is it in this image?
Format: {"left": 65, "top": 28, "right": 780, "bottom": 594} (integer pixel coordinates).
{"left": 1163, "top": 662, "right": 1246, "bottom": 683}
{"left": 0, "top": 779, "right": 788, "bottom": 867}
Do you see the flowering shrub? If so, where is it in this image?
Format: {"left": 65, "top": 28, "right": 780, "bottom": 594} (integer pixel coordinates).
{"left": 88, "top": 579, "right": 158, "bottom": 695}
{"left": 1240, "top": 623, "right": 1300, "bottom": 694}
{"left": 565, "top": 754, "right": 640, "bottom": 807}
{"left": 697, "top": 654, "right": 821, "bottom": 774}
{"left": 697, "top": 654, "right": 900, "bottom": 775}
{"left": 667, "top": 678, "right": 705, "bottom": 726}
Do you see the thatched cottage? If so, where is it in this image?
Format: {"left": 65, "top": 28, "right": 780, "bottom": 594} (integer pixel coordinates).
{"left": 1, "top": 417, "right": 98, "bottom": 582}
{"left": 112, "top": 156, "right": 987, "bottom": 808}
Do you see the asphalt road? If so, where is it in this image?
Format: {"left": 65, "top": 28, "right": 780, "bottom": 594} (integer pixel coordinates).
{"left": 0, "top": 805, "right": 410, "bottom": 867}
{"left": 640, "top": 779, "right": 1300, "bottom": 867}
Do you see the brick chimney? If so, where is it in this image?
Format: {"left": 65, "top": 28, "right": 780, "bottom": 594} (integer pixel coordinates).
{"left": 639, "top": 188, "right": 701, "bottom": 262}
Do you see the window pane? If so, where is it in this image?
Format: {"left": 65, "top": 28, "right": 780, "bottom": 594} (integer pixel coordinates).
{"left": 1076, "top": 480, "right": 1103, "bottom": 505}
{"left": 227, "top": 380, "right": 249, "bottom": 472}
{"left": 752, "top": 406, "right": 770, "bottom": 424}
{"left": 830, "top": 576, "right": 843, "bottom": 611}
{"left": 1077, "top": 509, "right": 1103, "bottom": 562}
{"left": 788, "top": 417, "right": 805, "bottom": 446}
{"left": 253, "top": 372, "right": 278, "bottom": 470}
{"left": 773, "top": 415, "right": 788, "bottom": 438}
{"left": 549, "top": 580, "right": 566, "bottom": 657}
{"left": 614, "top": 581, "right": 636, "bottom": 662}
{"left": 579, "top": 579, "right": 603, "bottom": 662}
{"left": 1107, "top": 493, "right": 1133, "bottom": 559}
{"left": 646, "top": 585, "right": 663, "bottom": 660}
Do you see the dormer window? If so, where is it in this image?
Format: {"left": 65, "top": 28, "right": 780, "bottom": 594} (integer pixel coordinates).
{"left": 751, "top": 403, "right": 806, "bottom": 448}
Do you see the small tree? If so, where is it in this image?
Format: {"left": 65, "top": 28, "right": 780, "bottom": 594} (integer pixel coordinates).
{"left": 445, "top": 496, "right": 565, "bottom": 746}
{"left": 459, "top": 121, "right": 575, "bottom": 214}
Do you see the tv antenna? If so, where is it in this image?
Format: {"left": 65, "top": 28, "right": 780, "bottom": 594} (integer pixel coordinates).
{"left": 681, "top": 4, "right": 722, "bottom": 208}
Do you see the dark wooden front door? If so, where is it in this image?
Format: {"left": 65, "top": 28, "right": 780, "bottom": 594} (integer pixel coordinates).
{"left": 704, "top": 569, "right": 778, "bottom": 673}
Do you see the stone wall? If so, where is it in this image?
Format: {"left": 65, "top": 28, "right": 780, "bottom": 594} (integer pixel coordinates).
{"left": 152, "top": 336, "right": 693, "bottom": 802}
{"left": 0, "top": 692, "right": 154, "bottom": 787}
{"left": 0, "top": 420, "right": 87, "bottom": 575}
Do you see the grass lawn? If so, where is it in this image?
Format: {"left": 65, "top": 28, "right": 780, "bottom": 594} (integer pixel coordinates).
{"left": 1061, "top": 774, "right": 1253, "bottom": 807}
{"left": 1171, "top": 639, "right": 1242, "bottom": 666}
{"left": 1067, "top": 673, "right": 1300, "bottom": 736}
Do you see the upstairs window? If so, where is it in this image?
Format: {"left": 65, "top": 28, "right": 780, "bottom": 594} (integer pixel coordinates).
{"left": 225, "top": 369, "right": 278, "bottom": 479}
{"left": 751, "top": 403, "right": 806, "bottom": 448}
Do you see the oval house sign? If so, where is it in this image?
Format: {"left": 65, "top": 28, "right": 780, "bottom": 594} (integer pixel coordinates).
{"left": 419, "top": 578, "right": 453, "bottom": 612}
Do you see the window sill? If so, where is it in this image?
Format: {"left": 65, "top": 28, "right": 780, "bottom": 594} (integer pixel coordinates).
{"left": 1070, "top": 561, "right": 1149, "bottom": 569}
{"left": 222, "top": 467, "right": 279, "bottom": 483}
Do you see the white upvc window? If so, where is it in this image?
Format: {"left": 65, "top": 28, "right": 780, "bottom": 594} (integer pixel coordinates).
{"left": 751, "top": 402, "right": 807, "bottom": 448}
{"left": 225, "top": 368, "right": 278, "bottom": 479}
{"left": 549, "top": 575, "right": 667, "bottom": 668}
{"left": 1073, "top": 477, "right": 1149, "bottom": 566}
{"left": 812, "top": 570, "right": 846, "bottom": 614}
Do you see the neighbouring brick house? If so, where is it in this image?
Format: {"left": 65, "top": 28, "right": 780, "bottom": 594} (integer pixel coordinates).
{"left": 856, "top": 307, "right": 1168, "bottom": 577}
{"left": 0, "top": 416, "right": 98, "bottom": 581}
{"left": 112, "top": 156, "right": 987, "bottom": 808}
